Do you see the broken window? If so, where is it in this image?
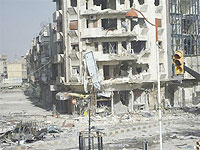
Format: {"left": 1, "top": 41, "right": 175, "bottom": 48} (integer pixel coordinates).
{"left": 102, "top": 19, "right": 117, "bottom": 30}
{"left": 71, "top": 0, "right": 77, "bottom": 7}
{"left": 94, "top": 42, "right": 98, "bottom": 51}
{"left": 103, "top": 65, "right": 110, "bottom": 80}
{"left": 138, "top": 0, "right": 144, "bottom": 5}
{"left": 103, "top": 42, "right": 118, "bottom": 54}
{"left": 131, "top": 41, "right": 146, "bottom": 54}
{"left": 72, "top": 66, "right": 80, "bottom": 76}
{"left": 93, "top": 0, "right": 116, "bottom": 10}
{"left": 154, "top": 0, "right": 160, "bottom": 6}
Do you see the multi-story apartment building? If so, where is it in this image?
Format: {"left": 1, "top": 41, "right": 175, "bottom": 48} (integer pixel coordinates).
{"left": 0, "top": 55, "right": 8, "bottom": 81}
{"left": 27, "top": 0, "right": 199, "bottom": 114}
{"left": 26, "top": 23, "right": 57, "bottom": 107}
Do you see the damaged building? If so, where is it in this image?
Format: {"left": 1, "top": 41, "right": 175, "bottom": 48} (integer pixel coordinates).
{"left": 27, "top": 0, "right": 200, "bottom": 114}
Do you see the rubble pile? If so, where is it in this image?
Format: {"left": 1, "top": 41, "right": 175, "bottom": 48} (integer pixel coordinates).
{"left": 0, "top": 120, "right": 62, "bottom": 148}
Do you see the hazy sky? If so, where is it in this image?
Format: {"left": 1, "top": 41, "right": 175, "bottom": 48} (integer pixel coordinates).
{"left": 0, "top": 0, "right": 55, "bottom": 61}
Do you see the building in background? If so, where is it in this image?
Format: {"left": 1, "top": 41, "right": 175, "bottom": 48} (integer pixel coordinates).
{"left": 26, "top": 23, "right": 56, "bottom": 108}
{"left": 6, "top": 56, "right": 27, "bottom": 84}
{"left": 0, "top": 55, "right": 8, "bottom": 82}
{"left": 27, "top": 0, "right": 200, "bottom": 114}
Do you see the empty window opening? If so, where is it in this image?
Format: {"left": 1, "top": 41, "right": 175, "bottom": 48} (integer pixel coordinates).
{"left": 130, "top": 0, "right": 134, "bottom": 7}
{"left": 71, "top": 44, "right": 79, "bottom": 51}
{"left": 103, "top": 42, "right": 118, "bottom": 54}
{"left": 58, "top": 43, "right": 64, "bottom": 54}
{"left": 102, "top": 19, "right": 117, "bottom": 30}
{"left": 136, "top": 67, "right": 142, "bottom": 73}
{"left": 138, "top": 0, "right": 144, "bottom": 5}
{"left": 94, "top": 42, "right": 98, "bottom": 51}
{"left": 119, "top": 61, "right": 129, "bottom": 76}
{"left": 72, "top": 66, "right": 80, "bottom": 76}
{"left": 131, "top": 20, "right": 138, "bottom": 31}
{"left": 119, "top": 91, "right": 129, "bottom": 106}
{"left": 93, "top": 0, "right": 116, "bottom": 10}
{"left": 113, "top": 66, "right": 120, "bottom": 77}
{"left": 138, "top": 18, "right": 146, "bottom": 28}
{"left": 121, "top": 18, "right": 128, "bottom": 31}
{"left": 122, "top": 41, "right": 127, "bottom": 50}
{"left": 131, "top": 63, "right": 149, "bottom": 75}
{"left": 61, "top": 63, "right": 64, "bottom": 76}
{"left": 86, "top": 20, "right": 89, "bottom": 28}
{"left": 120, "top": 0, "right": 125, "bottom": 4}
{"left": 71, "top": 0, "right": 77, "bottom": 7}
{"left": 103, "top": 65, "right": 110, "bottom": 80}
{"left": 184, "top": 38, "right": 194, "bottom": 55}
{"left": 57, "top": 1, "right": 62, "bottom": 10}
{"left": 154, "top": 0, "right": 160, "bottom": 6}
{"left": 131, "top": 41, "right": 146, "bottom": 54}
{"left": 158, "top": 41, "right": 163, "bottom": 49}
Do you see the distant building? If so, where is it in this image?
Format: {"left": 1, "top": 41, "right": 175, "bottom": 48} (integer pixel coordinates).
{"left": 6, "top": 56, "right": 27, "bottom": 84}
{"left": 0, "top": 55, "right": 8, "bottom": 81}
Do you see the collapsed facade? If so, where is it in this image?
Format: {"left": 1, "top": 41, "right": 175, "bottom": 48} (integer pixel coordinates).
{"left": 27, "top": 0, "right": 200, "bottom": 114}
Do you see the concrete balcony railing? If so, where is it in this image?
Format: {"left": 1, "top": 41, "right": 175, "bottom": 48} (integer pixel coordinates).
{"left": 53, "top": 10, "right": 62, "bottom": 22}
{"left": 81, "top": 26, "right": 149, "bottom": 40}
{"left": 92, "top": 51, "right": 138, "bottom": 62}
{"left": 54, "top": 32, "right": 63, "bottom": 43}
{"left": 81, "top": 28, "right": 138, "bottom": 39}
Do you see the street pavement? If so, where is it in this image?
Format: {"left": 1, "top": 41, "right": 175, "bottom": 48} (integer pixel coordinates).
{"left": 0, "top": 89, "right": 199, "bottom": 150}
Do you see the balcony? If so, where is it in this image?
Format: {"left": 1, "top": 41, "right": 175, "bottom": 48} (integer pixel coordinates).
{"left": 92, "top": 51, "right": 138, "bottom": 62}
{"left": 81, "top": 28, "right": 137, "bottom": 39}
{"left": 53, "top": 10, "right": 62, "bottom": 22}
{"left": 54, "top": 32, "right": 63, "bottom": 43}
{"left": 53, "top": 54, "right": 64, "bottom": 64}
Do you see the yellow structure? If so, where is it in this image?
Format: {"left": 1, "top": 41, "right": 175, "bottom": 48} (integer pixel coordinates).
{"left": 7, "top": 57, "right": 27, "bottom": 83}
{"left": 173, "top": 50, "right": 184, "bottom": 75}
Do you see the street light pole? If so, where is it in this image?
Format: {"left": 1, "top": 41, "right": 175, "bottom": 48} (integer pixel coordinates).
{"left": 155, "top": 18, "right": 163, "bottom": 150}
{"left": 126, "top": 9, "right": 163, "bottom": 150}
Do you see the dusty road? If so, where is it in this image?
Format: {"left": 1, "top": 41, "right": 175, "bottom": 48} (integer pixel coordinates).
{"left": 0, "top": 89, "right": 199, "bottom": 150}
